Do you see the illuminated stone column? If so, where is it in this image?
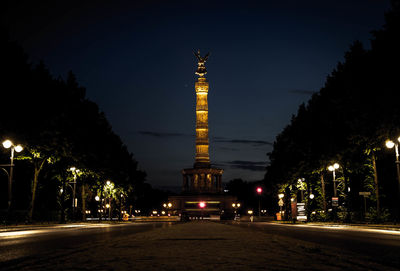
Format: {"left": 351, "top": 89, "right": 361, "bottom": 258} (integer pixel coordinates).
{"left": 194, "top": 77, "right": 210, "bottom": 167}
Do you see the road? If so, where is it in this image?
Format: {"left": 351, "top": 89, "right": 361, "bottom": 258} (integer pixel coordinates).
{"left": 0, "top": 222, "right": 173, "bottom": 269}
{"left": 0, "top": 221, "right": 399, "bottom": 270}
{"left": 232, "top": 221, "right": 400, "bottom": 268}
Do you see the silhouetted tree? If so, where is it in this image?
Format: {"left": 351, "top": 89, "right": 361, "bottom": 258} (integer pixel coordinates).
{"left": 264, "top": 2, "right": 400, "bottom": 222}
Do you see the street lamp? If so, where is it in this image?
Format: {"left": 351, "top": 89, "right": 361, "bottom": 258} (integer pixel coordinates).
{"left": 278, "top": 193, "right": 284, "bottom": 218}
{"left": 2, "top": 139, "right": 23, "bottom": 210}
{"left": 69, "top": 167, "right": 80, "bottom": 220}
{"left": 385, "top": 138, "right": 400, "bottom": 221}
{"left": 297, "top": 178, "right": 305, "bottom": 202}
{"left": 328, "top": 163, "right": 340, "bottom": 197}
{"left": 105, "top": 181, "right": 114, "bottom": 220}
{"left": 165, "top": 202, "right": 173, "bottom": 215}
{"left": 232, "top": 203, "right": 241, "bottom": 208}
{"left": 328, "top": 163, "right": 340, "bottom": 220}
{"left": 256, "top": 187, "right": 262, "bottom": 217}
{"left": 232, "top": 202, "right": 241, "bottom": 219}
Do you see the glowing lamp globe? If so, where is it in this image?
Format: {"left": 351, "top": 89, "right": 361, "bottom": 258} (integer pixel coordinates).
{"left": 199, "top": 202, "right": 206, "bottom": 208}
{"left": 2, "top": 140, "right": 12, "bottom": 149}
{"left": 14, "top": 145, "right": 23, "bottom": 152}
{"left": 256, "top": 187, "right": 262, "bottom": 194}
{"left": 386, "top": 140, "right": 395, "bottom": 149}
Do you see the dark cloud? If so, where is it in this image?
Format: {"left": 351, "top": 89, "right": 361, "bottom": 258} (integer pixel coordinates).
{"left": 138, "top": 132, "right": 271, "bottom": 147}
{"left": 214, "top": 138, "right": 272, "bottom": 146}
{"left": 218, "top": 146, "right": 239, "bottom": 151}
{"left": 211, "top": 163, "right": 226, "bottom": 168}
{"left": 138, "top": 131, "right": 193, "bottom": 138}
{"left": 289, "top": 89, "right": 316, "bottom": 95}
{"left": 220, "top": 160, "right": 267, "bottom": 171}
{"left": 212, "top": 136, "right": 227, "bottom": 140}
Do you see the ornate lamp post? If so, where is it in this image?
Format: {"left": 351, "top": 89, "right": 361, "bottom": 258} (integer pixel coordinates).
{"left": 232, "top": 202, "right": 241, "bottom": 219}
{"left": 385, "top": 138, "right": 400, "bottom": 221}
{"left": 2, "top": 140, "right": 23, "bottom": 210}
{"left": 328, "top": 163, "right": 340, "bottom": 220}
{"left": 328, "top": 163, "right": 340, "bottom": 197}
{"left": 69, "top": 167, "right": 80, "bottom": 220}
{"left": 278, "top": 193, "right": 284, "bottom": 218}
{"left": 105, "top": 180, "right": 114, "bottom": 220}
{"left": 297, "top": 178, "right": 306, "bottom": 202}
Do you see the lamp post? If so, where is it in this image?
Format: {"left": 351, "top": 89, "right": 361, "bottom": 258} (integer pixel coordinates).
{"left": 69, "top": 167, "right": 80, "bottom": 221}
{"left": 95, "top": 195, "right": 101, "bottom": 221}
{"left": 2, "top": 140, "right": 23, "bottom": 210}
{"left": 278, "top": 193, "right": 284, "bottom": 218}
{"left": 167, "top": 202, "right": 172, "bottom": 215}
{"left": 119, "top": 193, "right": 124, "bottom": 221}
{"left": 308, "top": 190, "right": 315, "bottom": 222}
{"left": 106, "top": 203, "right": 110, "bottom": 219}
{"left": 105, "top": 181, "right": 114, "bottom": 220}
{"left": 232, "top": 202, "right": 241, "bottom": 220}
{"left": 256, "top": 187, "right": 262, "bottom": 217}
{"left": 328, "top": 163, "right": 340, "bottom": 220}
{"left": 328, "top": 163, "right": 340, "bottom": 197}
{"left": 385, "top": 138, "right": 400, "bottom": 222}
{"left": 297, "top": 178, "right": 305, "bottom": 202}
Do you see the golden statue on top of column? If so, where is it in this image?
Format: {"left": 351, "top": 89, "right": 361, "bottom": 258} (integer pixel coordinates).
{"left": 194, "top": 50, "right": 210, "bottom": 77}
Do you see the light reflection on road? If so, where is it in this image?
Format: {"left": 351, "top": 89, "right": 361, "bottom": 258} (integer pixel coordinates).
{"left": 0, "top": 223, "right": 118, "bottom": 239}
{"left": 264, "top": 222, "right": 400, "bottom": 235}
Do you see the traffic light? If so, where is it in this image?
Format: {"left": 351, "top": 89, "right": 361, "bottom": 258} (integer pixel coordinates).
{"left": 198, "top": 201, "right": 206, "bottom": 208}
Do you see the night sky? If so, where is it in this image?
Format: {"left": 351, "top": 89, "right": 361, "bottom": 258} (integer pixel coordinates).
{"left": 3, "top": 0, "right": 391, "bottom": 189}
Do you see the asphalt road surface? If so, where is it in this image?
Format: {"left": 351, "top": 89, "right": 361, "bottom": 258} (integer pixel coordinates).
{"left": 232, "top": 221, "right": 400, "bottom": 268}
{"left": 0, "top": 221, "right": 399, "bottom": 270}
{"left": 0, "top": 222, "right": 173, "bottom": 269}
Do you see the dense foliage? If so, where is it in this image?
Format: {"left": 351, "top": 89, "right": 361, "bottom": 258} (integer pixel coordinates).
{"left": 0, "top": 31, "right": 152, "bottom": 222}
{"left": 264, "top": 1, "right": 400, "bottom": 222}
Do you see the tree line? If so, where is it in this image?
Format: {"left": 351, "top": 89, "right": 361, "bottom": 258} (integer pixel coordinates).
{"left": 0, "top": 30, "right": 165, "bottom": 223}
{"left": 263, "top": 1, "right": 400, "bottom": 222}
